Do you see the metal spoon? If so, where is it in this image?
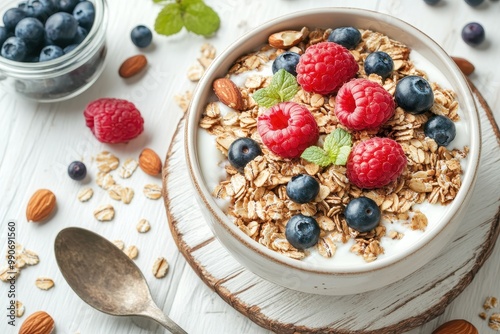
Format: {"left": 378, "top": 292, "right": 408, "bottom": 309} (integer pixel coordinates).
{"left": 54, "top": 227, "right": 187, "bottom": 334}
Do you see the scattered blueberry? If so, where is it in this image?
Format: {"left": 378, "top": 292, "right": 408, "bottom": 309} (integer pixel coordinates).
{"left": 39, "top": 44, "right": 64, "bottom": 61}
{"left": 73, "top": 1, "right": 94, "bottom": 30}
{"left": 395, "top": 75, "right": 434, "bottom": 114}
{"left": 423, "top": 0, "right": 441, "bottom": 4}
{"left": 57, "top": 0, "right": 79, "bottom": 13}
{"left": 68, "top": 160, "right": 87, "bottom": 180}
{"left": 424, "top": 115, "right": 456, "bottom": 146}
{"left": 63, "top": 43, "right": 78, "bottom": 53}
{"left": 285, "top": 214, "right": 320, "bottom": 250}
{"left": 364, "top": 51, "right": 394, "bottom": 79}
{"left": 0, "top": 26, "right": 10, "bottom": 46}
{"left": 45, "top": 12, "right": 78, "bottom": 46}
{"left": 3, "top": 8, "right": 28, "bottom": 31}
{"left": 327, "top": 26, "right": 361, "bottom": 49}
{"left": 15, "top": 17, "right": 45, "bottom": 49}
{"left": 272, "top": 51, "right": 300, "bottom": 76}
{"left": 462, "top": 22, "right": 485, "bottom": 46}
{"left": 227, "top": 137, "right": 262, "bottom": 172}
{"left": 130, "top": 25, "right": 152, "bottom": 48}
{"left": 1, "top": 36, "right": 28, "bottom": 61}
{"left": 464, "top": 0, "right": 484, "bottom": 6}
{"left": 344, "top": 197, "right": 381, "bottom": 233}
{"left": 286, "top": 174, "right": 320, "bottom": 204}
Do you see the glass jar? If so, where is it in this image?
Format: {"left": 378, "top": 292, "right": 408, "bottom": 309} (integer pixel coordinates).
{"left": 0, "top": 0, "right": 108, "bottom": 102}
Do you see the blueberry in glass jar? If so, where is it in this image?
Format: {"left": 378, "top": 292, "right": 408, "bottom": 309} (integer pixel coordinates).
{"left": 73, "top": 0, "right": 94, "bottom": 30}
{"left": 130, "top": 25, "right": 152, "bottom": 48}
{"left": 3, "top": 7, "right": 27, "bottom": 31}
{"left": 1, "top": 36, "right": 28, "bottom": 61}
{"left": 272, "top": 51, "right": 300, "bottom": 76}
{"left": 227, "top": 137, "right": 262, "bottom": 172}
{"left": 424, "top": 115, "right": 456, "bottom": 146}
{"left": 364, "top": 51, "right": 394, "bottom": 79}
{"left": 286, "top": 174, "right": 320, "bottom": 204}
{"left": 57, "top": 0, "right": 79, "bottom": 13}
{"left": 15, "top": 17, "right": 44, "bottom": 49}
{"left": 39, "top": 44, "right": 63, "bottom": 61}
{"left": 18, "top": 0, "right": 51, "bottom": 21}
{"left": 395, "top": 75, "right": 434, "bottom": 114}
{"left": 327, "top": 26, "right": 361, "bottom": 49}
{"left": 344, "top": 197, "right": 381, "bottom": 233}
{"left": 45, "top": 11, "right": 78, "bottom": 47}
{"left": 285, "top": 214, "right": 320, "bottom": 250}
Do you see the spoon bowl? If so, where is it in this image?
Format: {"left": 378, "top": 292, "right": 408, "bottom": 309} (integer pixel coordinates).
{"left": 54, "top": 227, "right": 186, "bottom": 333}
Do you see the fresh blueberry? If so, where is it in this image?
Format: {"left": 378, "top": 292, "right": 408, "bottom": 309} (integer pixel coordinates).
{"left": 39, "top": 44, "right": 64, "bottom": 61}
{"left": 423, "top": 0, "right": 441, "bottom": 4}
{"left": 0, "top": 26, "right": 11, "bottom": 46}
{"left": 424, "top": 115, "right": 456, "bottom": 146}
{"left": 462, "top": 22, "right": 485, "bottom": 46}
{"left": 73, "top": 1, "right": 94, "bottom": 30}
{"left": 72, "top": 26, "right": 88, "bottom": 44}
{"left": 57, "top": 0, "right": 79, "bottom": 13}
{"left": 286, "top": 174, "right": 320, "bottom": 204}
{"left": 3, "top": 8, "right": 28, "bottom": 31}
{"left": 18, "top": 1, "right": 51, "bottom": 22}
{"left": 364, "top": 51, "right": 394, "bottom": 79}
{"left": 285, "top": 214, "right": 320, "bottom": 250}
{"left": 68, "top": 161, "right": 87, "bottom": 180}
{"left": 63, "top": 43, "right": 77, "bottom": 53}
{"left": 395, "top": 75, "right": 434, "bottom": 114}
{"left": 272, "top": 51, "right": 300, "bottom": 76}
{"left": 327, "top": 26, "right": 361, "bottom": 49}
{"left": 465, "top": 0, "right": 484, "bottom": 6}
{"left": 130, "top": 25, "right": 152, "bottom": 48}
{"left": 15, "top": 17, "right": 45, "bottom": 50}
{"left": 227, "top": 137, "right": 262, "bottom": 172}
{"left": 344, "top": 197, "right": 381, "bottom": 233}
{"left": 1, "top": 36, "right": 28, "bottom": 61}
{"left": 45, "top": 12, "right": 78, "bottom": 46}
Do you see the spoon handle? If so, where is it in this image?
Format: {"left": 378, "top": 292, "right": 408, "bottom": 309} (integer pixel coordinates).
{"left": 143, "top": 302, "right": 187, "bottom": 334}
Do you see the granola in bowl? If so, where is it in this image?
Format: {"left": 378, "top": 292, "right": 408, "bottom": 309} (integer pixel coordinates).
{"left": 185, "top": 8, "right": 480, "bottom": 295}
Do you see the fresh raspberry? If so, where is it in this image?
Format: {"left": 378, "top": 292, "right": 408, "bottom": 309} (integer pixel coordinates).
{"left": 346, "top": 137, "right": 407, "bottom": 189}
{"left": 257, "top": 102, "right": 319, "bottom": 159}
{"left": 335, "top": 78, "right": 395, "bottom": 131}
{"left": 296, "top": 41, "right": 358, "bottom": 95}
{"left": 84, "top": 98, "right": 144, "bottom": 143}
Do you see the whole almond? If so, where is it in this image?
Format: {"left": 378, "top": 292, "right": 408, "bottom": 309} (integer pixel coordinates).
{"left": 139, "top": 148, "right": 162, "bottom": 176}
{"left": 268, "top": 27, "right": 308, "bottom": 49}
{"left": 432, "top": 319, "right": 478, "bottom": 334}
{"left": 119, "top": 54, "right": 148, "bottom": 78}
{"left": 213, "top": 78, "right": 244, "bottom": 110}
{"left": 19, "top": 311, "right": 55, "bottom": 334}
{"left": 26, "top": 189, "right": 56, "bottom": 223}
{"left": 451, "top": 56, "right": 475, "bottom": 76}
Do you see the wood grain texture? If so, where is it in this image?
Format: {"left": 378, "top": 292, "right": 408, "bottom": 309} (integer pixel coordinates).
{"left": 163, "top": 88, "right": 500, "bottom": 334}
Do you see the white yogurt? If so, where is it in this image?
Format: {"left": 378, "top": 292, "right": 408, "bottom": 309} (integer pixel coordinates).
{"left": 197, "top": 48, "right": 469, "bottom": 268}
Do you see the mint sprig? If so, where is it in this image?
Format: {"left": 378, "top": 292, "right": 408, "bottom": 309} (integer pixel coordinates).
{"left": 154, "top": 0, "right": 220, "bottom": 37}
{"left": 253, "top": 69, "right": 299, "bottom": 108}
{"left": 301, "top": 128, "right": 353, "bottom": 167}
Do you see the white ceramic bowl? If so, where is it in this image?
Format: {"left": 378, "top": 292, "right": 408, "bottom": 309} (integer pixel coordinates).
{"left": 185, "top": 8, "right": 480, "bottom": 295}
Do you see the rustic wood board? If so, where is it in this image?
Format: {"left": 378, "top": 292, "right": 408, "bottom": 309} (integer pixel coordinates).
{"left": 162, "top": 85, "right": 500, "bottom": 334}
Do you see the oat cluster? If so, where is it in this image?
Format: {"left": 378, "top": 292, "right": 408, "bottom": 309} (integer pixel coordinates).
{"left": 199, "top": 28, "right": 468, "bottom": 262}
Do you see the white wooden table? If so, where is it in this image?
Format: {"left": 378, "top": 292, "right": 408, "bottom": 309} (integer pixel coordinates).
{"left": 1, "top": 0, "right": 499, "bottom": 333}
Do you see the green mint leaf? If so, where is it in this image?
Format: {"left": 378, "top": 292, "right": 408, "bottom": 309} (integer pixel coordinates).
{"left": 300, "top": 146, "right": 333, "bottom": 167}
{"left": 182, "top": 0, "right": 220, "bottom": 37}
{"left": 154, "top": 3, "right": 183, "bottom": 36}
{"left": 253, "top": 69, "right": 299, "bottom": 108}
{"left": 324, "top": 128, "right": 352, "bottom": 166}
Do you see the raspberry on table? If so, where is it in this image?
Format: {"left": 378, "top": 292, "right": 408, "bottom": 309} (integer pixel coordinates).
{"left": 84, "top": 98, "right": 144, "bottom": 143}
{"left": 346, "top": 137, "right": 407, "bottom": 189}
{"left": 334, "top": 78, "right": 395, "bottom": 131}
{"left": 296, "top": 41, "right": 358, "bottom": 95}
{"left": 257, "top": 102, "right": 319, "bottom": 159}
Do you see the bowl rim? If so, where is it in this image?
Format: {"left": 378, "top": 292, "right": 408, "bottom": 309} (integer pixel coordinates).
{"left": 185, "top": 7, "right": 481, "bottom": 275}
